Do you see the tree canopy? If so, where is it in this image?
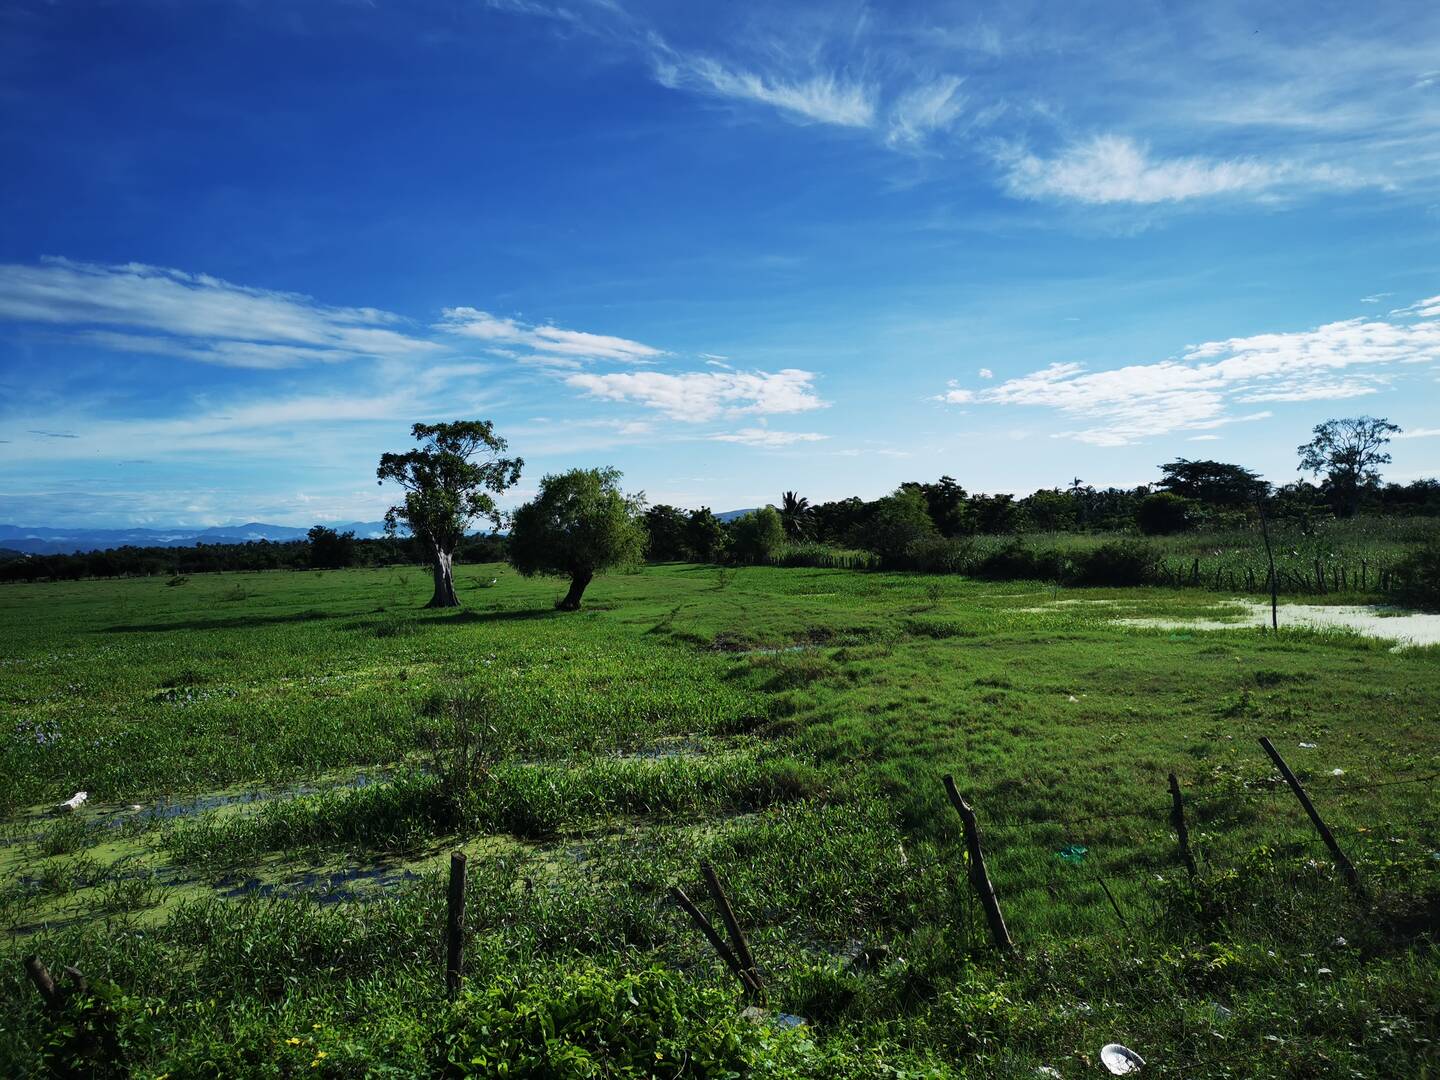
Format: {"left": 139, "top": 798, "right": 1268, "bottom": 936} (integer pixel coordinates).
{"left": 1297, "top": 416, "right": 1401, "bottom": 517}
{"left": 376, "top": 420, "right": 522, "bottom": 607}
{"left": 507, "top": 467, "right": 647, "bottom": 610}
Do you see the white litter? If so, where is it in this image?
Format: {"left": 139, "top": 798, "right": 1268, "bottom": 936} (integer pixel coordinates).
{"left": 56, "top": 791, "right": 87, "bottom": 814}
{"left": 1037, "top": 1068, "right": 1062, "bottom": 1078}
{"left": 1100, "top": 1044, "right": 1144, "bottom": 1075}
{"left": 1334, "top": 937, "right": 1347, "bottom": 947}
{"left": 1331, "top": 769, "right": 1345, "bottom": 776}
{"left": 1299, "top": 742, "right": 1317, "bottom": 749}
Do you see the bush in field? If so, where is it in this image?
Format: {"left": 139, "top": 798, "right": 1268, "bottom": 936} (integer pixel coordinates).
{"left": 1072, "top": 538, "right": 1161, "bottom": 586}
{"left": 1394, "top": 540, "right": 1440, "bottom": 610}
{"left": 906, "top": 535, "right": 978, "bottom": 573}
{"left": 856, "top": 487, "right": 937, "bottom": 563}
{"left": 728, "top": 507, "right": 785, "bottom": 564}
{"left": 1137, "top": 492, "right": 1199, "bottom": 535}
{"left": 973, "top": 539, "right": 1071, "bottom": 582}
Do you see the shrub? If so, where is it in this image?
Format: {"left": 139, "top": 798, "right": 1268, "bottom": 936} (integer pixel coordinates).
{"left": 855, "top": 488, "right": 937, "bottom": 564}
{"left": 1071, "top": 539, "right": 1161, "bottom": 586}
{"left": 905, "top": 536, "right": 977, "bottom": 574}
{"left": 972, "top": 539, "right": 1071, "bottom": 582}
{"left": 1394, "top": 539, "right": 1440, "bottom": 610}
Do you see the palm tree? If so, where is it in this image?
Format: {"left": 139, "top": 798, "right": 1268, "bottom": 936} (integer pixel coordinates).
{"left": 778, "top": 491, "right": 812, "bottom": 541}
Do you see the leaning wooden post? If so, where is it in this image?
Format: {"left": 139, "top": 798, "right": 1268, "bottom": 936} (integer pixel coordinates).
{"left": 942, "top": 775, "right": 1013, "bottom": 952}
{"left": 1167, "top": 773, "right": 1197, "bottom": 878}
{"left": 1258, "top": 738, "right": 1364, "bottom": 897}
{"left": 701, "top": 863, "right": 763, "bottom": 989}
{"left": 671, "top": 885, "right": 752, "bottom": 997}
{"left": 1258, "top": 504, "right": 1278, "bottom": 630}
{"left": 446, "top": 850, "right": 467, "bottom": 996}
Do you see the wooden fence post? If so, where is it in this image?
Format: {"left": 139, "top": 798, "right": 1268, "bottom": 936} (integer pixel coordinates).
{"left": 1167, "top": 773, "right": 1197, "bottom": 878}
{"left": 1257, "top": 738, "right": 1364, "bottom": 898}
{"left": 1258, "top": 505, "right": 1278, "bottom": 630}
{"left": 942, "top": 775, "right": 1013, "bottom": 952}
{"left": 446, "top": 851, "right": 467, "bottom": 996}
{"left": 701, "top": 863, "right": 763, "bottom": 990}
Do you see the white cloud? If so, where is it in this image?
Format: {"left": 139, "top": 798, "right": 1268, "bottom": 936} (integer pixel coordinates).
{"left": 1394, "top": 427, "right": 1440, "bottom": 439}
{"left": 437, "top": 307, "right": 662, "bottom": 363}
{"left": 1392, "top": 294, "right": 1440, "bottom": 318}
{"left": 0, "top": 258, "right": 440, "bottom": 367}
{"left": 1187, "top": 435, "right": 1221, "bottom": 441}
{"left": 565, "top": 367, "right": 827, "bottom": 421}
{"left": 886, "top": 75, "right": 965, "bottom": 147}
{"left": 1360, "top": 293, "right": 1393, "bottom": 303}
{"left": 1001, "top": 134, "right": 1365, "bottom": 205}
{"left": 978, "top": 367, "right": 994, "bottom": 379}
{"left": 710, "top": 428, "right": 828, "bottom": 448}
{"left": 653, "top": 53, "right": 876, "bottom": 128}
{"left": 940, "top": 300, "right": 1440, "bottom": 445}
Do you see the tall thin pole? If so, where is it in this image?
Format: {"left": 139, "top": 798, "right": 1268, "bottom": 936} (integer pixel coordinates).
{"left": 1258, "top": 738, "right": 1364, "bottom": 897}
{"left": 1258, "top": 503, "right": 1278, "bottom": 630}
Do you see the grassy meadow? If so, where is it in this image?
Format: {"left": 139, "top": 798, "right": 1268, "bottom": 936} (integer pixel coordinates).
{"left": 2, "top": 563, "right": 1438, "bottom": 1076}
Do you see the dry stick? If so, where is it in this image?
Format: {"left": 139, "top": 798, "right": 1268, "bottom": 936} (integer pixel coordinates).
{"left": 942, "top": 775, "right": 1013, "bottom": 952}
{"left": 671, "top": 886, "right": 746, "bottom": 981}
{"left": 1168, "top": 773, "right": 1197, "bottom": 878}
{"left": 1258, "top": 737, "right": 1365, "bottom": 898}
{"left": 23, "top": 956, "right": 61, "bottom": 1010}
{"left": 1258, "top": 504, "right": 1279, "bottom": 630}
{"left": 1092, "top": 868, "right": 1128, "bottom": 928}
{"left": 700, "top": 863, "right": 763, "bottom": 989}
{"left": 445, "top": 851, "right": 467, "bottom": 996}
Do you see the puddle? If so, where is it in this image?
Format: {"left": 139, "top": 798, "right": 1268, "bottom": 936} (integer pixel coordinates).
{"left": 1113, "top": 601, "right": 1440, "bottom": 650}
{"left": 614, "top": 736, "right": 710, "bottom": 761}
{"left": 216, "top": 862, "right": 423, "bottom": 904}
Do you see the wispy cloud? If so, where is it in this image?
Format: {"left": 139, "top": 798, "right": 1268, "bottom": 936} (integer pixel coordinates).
{"left": 885, "top": 75, "right": 966, "bottom": 147}
{"left": 652, "top": 51, "right": 876, "bottom": 128}
{"left": 710, "top": 427, "right": 828, "bottom": 448}
{"left": 565, "top": 367, "right": 827, "bottom": 421}
{"left": 437, "top": 307, "right": 663, "bottom": 364}
{"left": 0, "top": 258, "right": 440, "bottom": 367}
{"left": 939, "top": 298, "right": 1440, "bottom": 445}
{"left": 1395, "top": 427, "right": 1440, "bottom": 440}
{"left": 1000, "top": 134, "right": 1367, "bottom": 205}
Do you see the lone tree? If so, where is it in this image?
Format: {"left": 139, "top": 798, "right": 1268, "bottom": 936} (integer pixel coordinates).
{"left": 307, "top": 525, "right": 356, "bottom": 569}
{"left": 377, "top": 421, "right": 523, "bottom": 608}
{"left": 1157, "top": 458, "right": 1268, "bottom": 507}
{"left": 1297, "top": 416, "right": 1401, "bottom": 517}
{"left": 508, "top": 466, "right": 647, "bottom": 610}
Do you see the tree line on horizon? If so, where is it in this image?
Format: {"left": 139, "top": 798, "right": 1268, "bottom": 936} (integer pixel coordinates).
{"left": 6, "top": 416, "right": 1438, "bottom": 606}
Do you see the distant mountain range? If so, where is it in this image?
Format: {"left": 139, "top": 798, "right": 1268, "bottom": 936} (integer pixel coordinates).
{"left": 0, "top": 510, "right": 759, "bottom": 555}
{"left": 0, "top": 521, "right": 390, "bottom": 556}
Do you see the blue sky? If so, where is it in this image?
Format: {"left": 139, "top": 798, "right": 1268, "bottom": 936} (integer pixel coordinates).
{"left": 1, "top": 0, "right": 1439, "bottom": 528}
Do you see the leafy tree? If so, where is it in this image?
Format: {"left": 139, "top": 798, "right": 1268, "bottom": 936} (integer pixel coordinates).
{"left": 729, "top": 507, "right": 786, "bottom": 563}
{"left": 1297, "top": 416, "right": 1402, "bottom": 517}
{"left": 643, "top": 504, "right": 691, "bottom": 562}
{"left": 777, "top": 491, "right": 813, "bottom": 541}
{"left": 856, "top": 488, "right": 938, "bottom": 563}
{"left": 1136, "top": 492, "right": 1197, "bottom": 535}
{"left": 1157, "top": 458, "right": 1268, "bottom": 507}
{"left": 1019, "top": 488, "right": 1077, "bottom": 532}
{"left": 685, "top": 508, "right": 728, "bottom": 563}
{"left": 901, "top": 476, "right": 971, "bottom": 537}
{"left": 969, "top": 493, "right": 1022, "bottom": 534}
{"left": 811, "top": 497, "right": 870, "bottom": 544}
{"left": 508, "top": 467, "right": 647, "bottom": 610}
{"left": 377, "top": 421, "right": 523, "bottom": 608}
{"left": 307, "top": 525, "right": 357, "bottom": 569}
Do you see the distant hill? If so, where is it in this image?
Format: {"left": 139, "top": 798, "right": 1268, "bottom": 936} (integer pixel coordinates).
{"left": 0, "top": 521, "right": 391, "bottom": 556}
{"left": 715, "top": 508, "right": 757, "bottom": 522}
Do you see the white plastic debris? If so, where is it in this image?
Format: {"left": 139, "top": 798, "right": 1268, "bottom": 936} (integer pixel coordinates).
{"left": 56, "top": 791, "right": 87, "bottom": 814}
{"left": 1331, "top": 768, "right": 1345, "bottom": 776}
{"left": 1299, "top": 742, "right": 1317, "bottom": 749}
{"left": 1317, "top": 967, "right": 1333, "bottom": 976}
{"left": 1037, "top": 1068, "right": 1062, "bottom": 1078}
{"left": 128, "top": 804, "right": 144, "bottom": 812}
{"left": 1068, "top": 695, "right": 1079, "bottom": 702}
{"left": 1333, "top": 936, "right": 1347, "bottom": 947}
{"left": 1100, "top": 1044, "right": 1144, "bottom": 1075}
{"left": 1209, "top": 1002, "right": 1234, "bottom": 1023}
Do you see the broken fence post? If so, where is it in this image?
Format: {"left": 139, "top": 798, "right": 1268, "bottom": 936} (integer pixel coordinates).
{"left": 1167, "top": 773, "right": 1197, "bottom": 878}
{"left": 1258, "top": 737, "right": 1365, "bottom": 898}
{"left": 701, "top": 862, "right": 763, "bottom": 990}
{"left": 24, "top": 956, "right": 61, "bottom": 1010}
{"left": 446, "top": 850, "right": 467, "bottom": 996}
{"left": 942, "top": 774, "right": 1013, "bottom": 952}
{"left": 671, "top": 885, "right": 754, "bottom": 998}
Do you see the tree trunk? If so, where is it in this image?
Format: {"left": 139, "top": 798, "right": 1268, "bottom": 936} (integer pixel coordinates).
{"left": 557, "top": 569, "right": 593, "bottom": 611}
{"left": 427, "top": 547, "right": 460, "bottom": 608}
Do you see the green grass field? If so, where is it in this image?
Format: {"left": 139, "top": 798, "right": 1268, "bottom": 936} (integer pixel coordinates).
{"left": 2, "top": 563, "right": 1438, "bottom": 1076}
